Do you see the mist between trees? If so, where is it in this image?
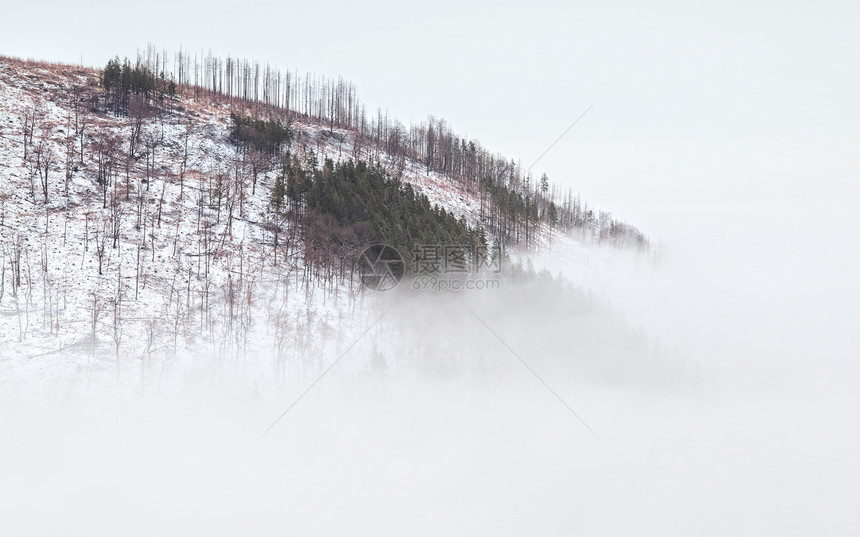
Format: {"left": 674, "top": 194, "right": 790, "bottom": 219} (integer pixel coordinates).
{"left": 0, "top": 51, "right": 658, "bottom": 392}
{"left": 99, "top": 46, "right": 648, "bottom": 248}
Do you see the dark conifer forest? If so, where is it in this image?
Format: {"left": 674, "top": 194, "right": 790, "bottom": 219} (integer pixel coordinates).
{"left": 99, "top": 47, "right": 648, "bottom": 251}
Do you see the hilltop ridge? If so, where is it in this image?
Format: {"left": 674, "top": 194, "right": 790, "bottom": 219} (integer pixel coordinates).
{"left": 0, "top": 54, "right": 659, "bottom": 393}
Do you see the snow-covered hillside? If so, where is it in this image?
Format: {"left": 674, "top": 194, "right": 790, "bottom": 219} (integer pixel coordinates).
{"left": 0, "top": 59, "right": 465, "bottom": 388}
{"left": 0, "top": 57, "right": 665, "bottom": 397}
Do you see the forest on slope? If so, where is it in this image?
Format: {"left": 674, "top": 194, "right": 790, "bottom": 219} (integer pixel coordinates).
{"left": 0, "top": 52, "right": 662, "bottom": 392}
{"left": 96, "top": 48, "right": 649, "bottom": 248}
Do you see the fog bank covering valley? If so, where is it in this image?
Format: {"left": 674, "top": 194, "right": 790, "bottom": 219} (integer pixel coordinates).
{"left": 1, "top": 49, "right": 859, "bottom": 536}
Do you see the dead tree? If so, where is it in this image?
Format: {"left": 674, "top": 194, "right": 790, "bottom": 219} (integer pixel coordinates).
{"left": 78, "top": 101, "right": 90, "bottom": 164}
{"left": 111, "top": 267, "right": 125, "bottom": 380}
{"left": 94, "top": 223, "right": 108, "bottom": 275}
{"left": 20, "top": 106, "right": 37, "bottom": 161}
{"left": 33, "top": 129, "right": 55, "bottom": 204}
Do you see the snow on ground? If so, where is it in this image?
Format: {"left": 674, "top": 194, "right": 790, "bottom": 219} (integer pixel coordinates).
{"left": 2, "top": 58, "right": 858, "bottom": 537}
{"left": 0, "top": 57, "right": 668, "bottom": 405}
{"left": 0, "top": 59, "right": 370, "bottom": 393}
{"left": 0, "top": 57, "right": 578, "bottom": 395}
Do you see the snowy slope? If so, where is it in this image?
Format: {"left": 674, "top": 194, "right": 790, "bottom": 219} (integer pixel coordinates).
{"left": 0, "top": 57, "right": 653, "bottom": 396}
{"left": 0, "top": 58, "right": 498, "bottom": 392}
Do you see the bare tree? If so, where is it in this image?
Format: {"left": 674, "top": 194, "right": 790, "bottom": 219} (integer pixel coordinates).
{"left": 179, "top": 119, "right": 192, "bottom": 198}
{"left": 141, "top": 319, "right": 158, "bottom": 385}
{"left": 78, "top": 99, "right": 90, "bottom": 164}
{"left": 93, "top": 132, "right": 120, "bottom": 208}
{"left": 128, "top": 94, "right": 149, "bottom": 160}
{"left": 63, "top": 129, "right": 75, "bottom": 201}
{"left": 20, "top": 105, "right": 38, "bottom": 161}
{"left": 87, "top": 290, "right": 105, "bottom": 386}
{"left": 111, "top": 267, "right": 125, "bottom": 380}
{"left": 33, "top": 128, "right": 55, "bottom": 204}
{"left": 94, "top": 222, "right": 108, "bottom": 275}
{"left": 142, "top": 130, "right": 160, "bottom": 189}
{"left": 110, "top": 187, "right": 124, "bottom": 249}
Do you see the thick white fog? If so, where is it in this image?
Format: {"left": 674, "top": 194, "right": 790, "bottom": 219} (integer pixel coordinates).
{"left": 3, "top": 187, "right": 859, "bottom": 536}
{"left": 2, "top": 0, "right": 860, "bottom": 534}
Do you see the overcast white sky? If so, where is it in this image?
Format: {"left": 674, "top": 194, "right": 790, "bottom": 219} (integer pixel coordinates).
{"left": 3, "top": 0, "right": 858, "bottom": 240}
{"left": 3, "top": 4, "right": 860, "bottom": 533}
{"left": 2, "top": 0, "right": 858, "bottom": 332}
{"left": 3, "top": 0, "right": 858, "bottom": 336}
